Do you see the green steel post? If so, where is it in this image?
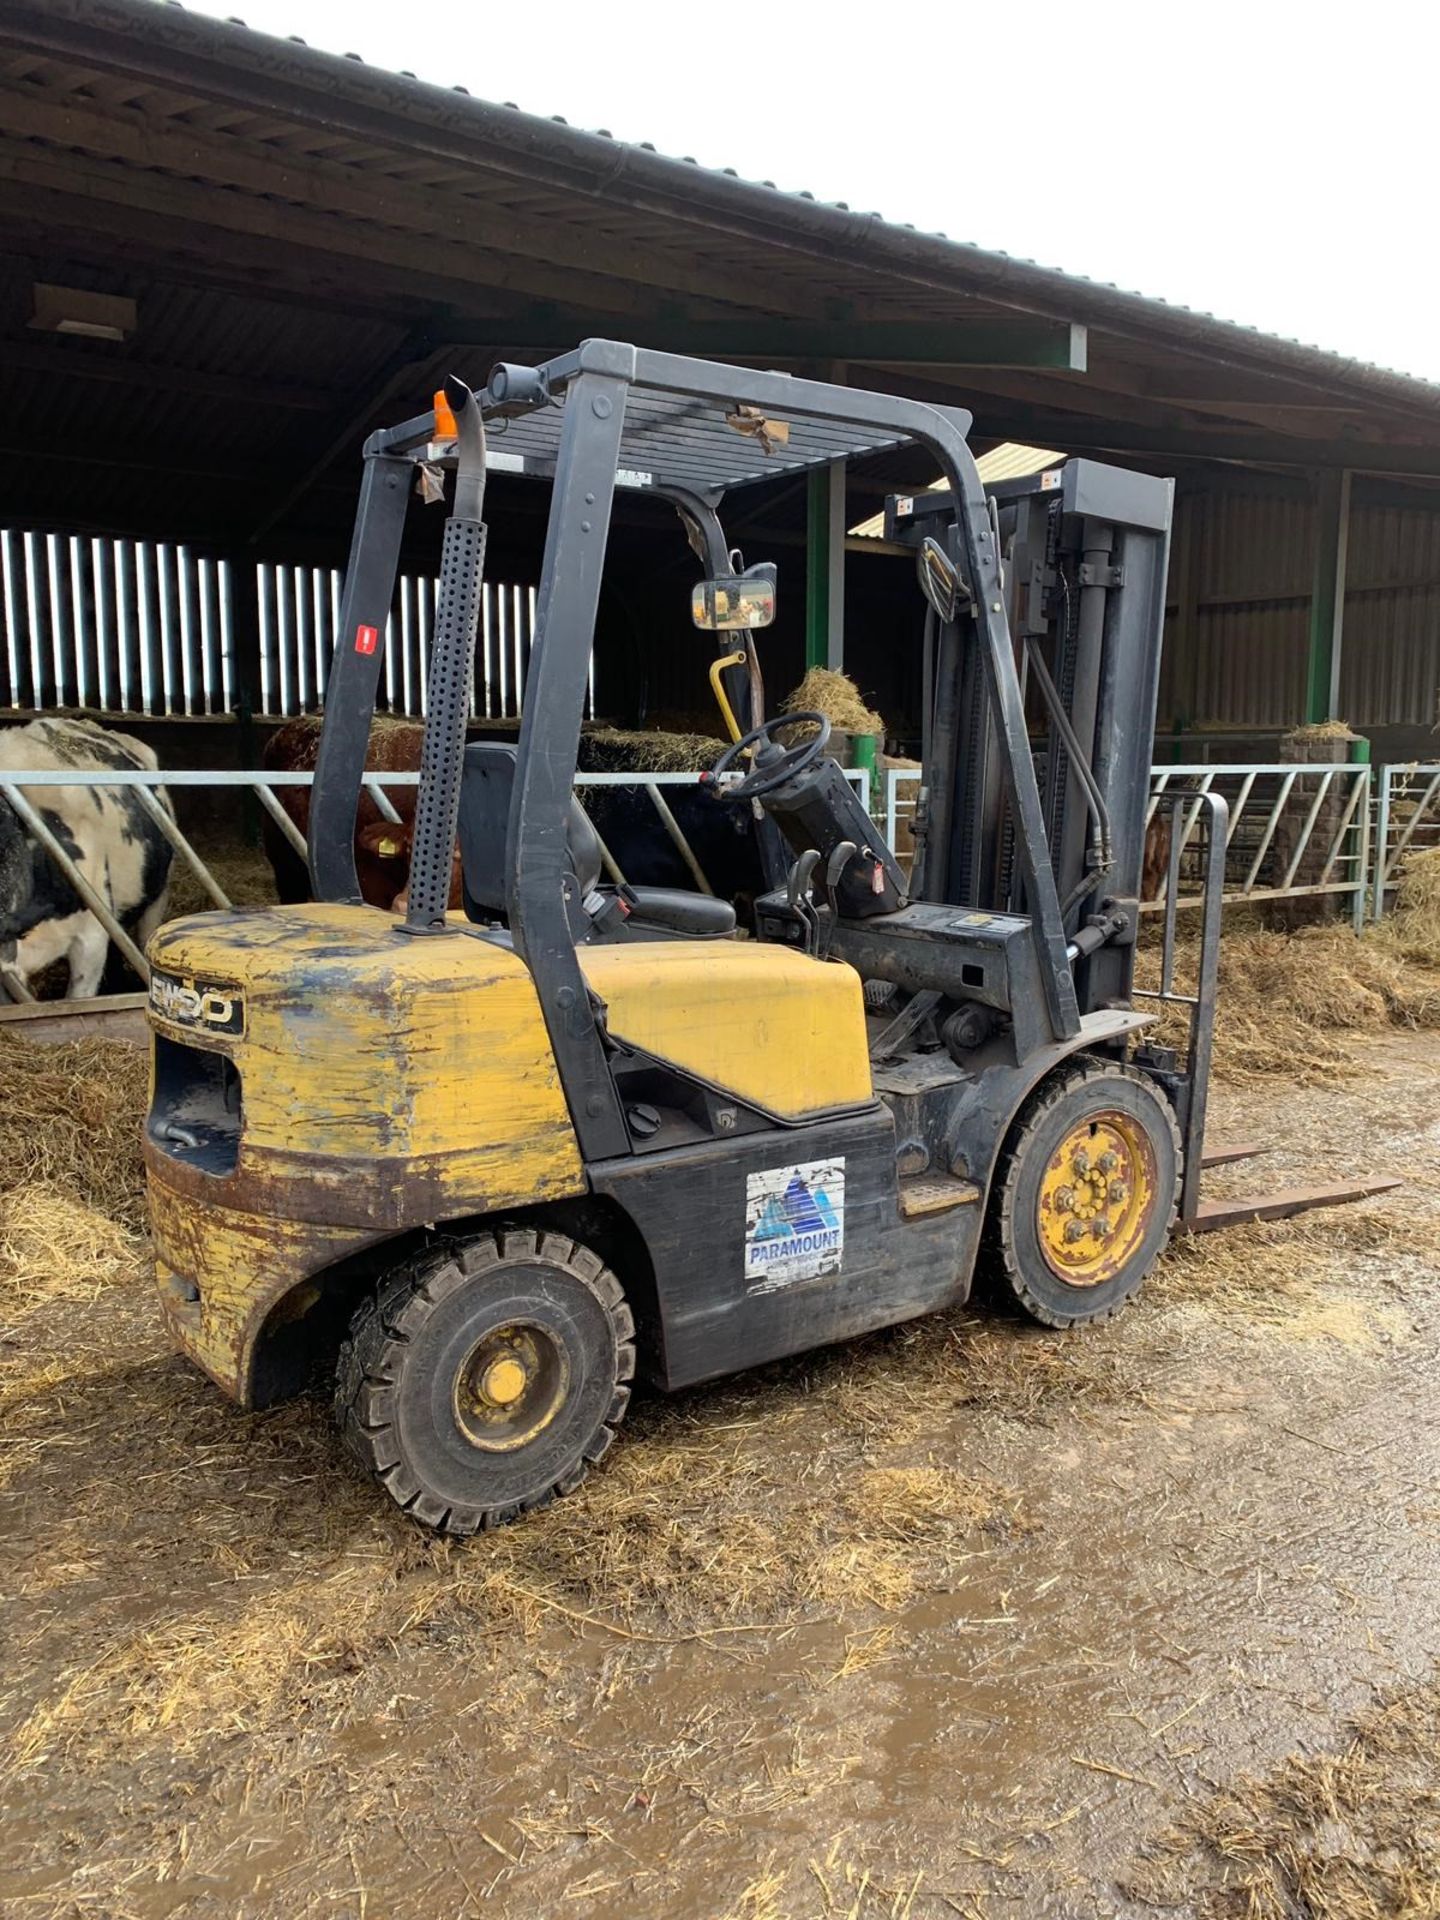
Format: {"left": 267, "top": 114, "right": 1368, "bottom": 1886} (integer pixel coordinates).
{"left": 805, "top": 467, "right": 828, "bottom": 670}
{"left": 1305, "top": 468, "right": 1351, "bottom": 723}
{"left": 805, "top": 460, "right": 847, "bottom": 672}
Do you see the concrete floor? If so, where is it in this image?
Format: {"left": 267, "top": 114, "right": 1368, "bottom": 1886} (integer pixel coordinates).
{"left": 2, "top": 1035, "right": 1437, "bottom": 1918}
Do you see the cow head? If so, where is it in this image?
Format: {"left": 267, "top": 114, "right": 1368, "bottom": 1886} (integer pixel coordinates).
{"left": 355, "top": 820, "right": 465, "bottom": 914}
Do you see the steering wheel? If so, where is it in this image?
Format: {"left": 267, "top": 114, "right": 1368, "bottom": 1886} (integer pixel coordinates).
{"left": 706, "top": 711, "right": 832, "bottom": 803}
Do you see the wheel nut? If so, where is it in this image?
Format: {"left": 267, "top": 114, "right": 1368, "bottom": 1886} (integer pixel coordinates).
{"left": 1064, "top": 1219, "right": 1086, "bottom": 1243}
{"left": 1054, "top": 1185, "right": 1076, "bottom": 1213}
{"left": 1071, "top": 1150, "right": 1091, "bottom": 1176}
{"left": 1092, "top": 1216, "right": 1113, "bottom": 1238}
{"left": 1097, "top": 1150, "right": 1118, "bottom": 1174}
{"left": 1109, "top": 1180, "right": 1129, "bottom": 1205}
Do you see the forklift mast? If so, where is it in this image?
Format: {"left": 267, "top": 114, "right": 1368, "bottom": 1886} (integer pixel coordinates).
{"left": 884, "top": 460, "right": 1174, "bottom": 1019}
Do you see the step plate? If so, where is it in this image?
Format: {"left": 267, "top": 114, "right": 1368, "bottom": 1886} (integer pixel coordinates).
{"left": 898, "top": 1174, "right": 982, "bottom": 1220}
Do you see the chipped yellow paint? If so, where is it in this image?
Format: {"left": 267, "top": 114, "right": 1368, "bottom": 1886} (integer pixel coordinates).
{"left": 145, "top": 904, "right": 584, "bottom": 1403}
{"left": 580, "top": 940, "right": 873, "bottom": 1120}
{"left": 150, "top": 905, "right": 580, "bottom": 1176}
{"left": 148, "top": 1164, "right": 375, "bottom": 1402}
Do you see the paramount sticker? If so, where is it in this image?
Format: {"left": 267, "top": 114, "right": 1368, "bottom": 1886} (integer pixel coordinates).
{"left": 744, "top": 1157, "right": 845, "bottom": 1294}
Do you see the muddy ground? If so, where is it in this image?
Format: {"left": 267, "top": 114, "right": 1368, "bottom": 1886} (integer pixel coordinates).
{"left": 2, "top": 1033, "right": 1438, "bottom": 1920}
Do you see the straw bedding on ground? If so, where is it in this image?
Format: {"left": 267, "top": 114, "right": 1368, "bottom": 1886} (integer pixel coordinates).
{"left": 2, "top": 908, "right": 1434, "bottom": 1913}
{"left": 0, "top": 1033, "right": 149, "bottom": 1228}
{"left": 1136, "top": 851, "right": 1440, "bottom": 1084}
{"left": 1126, "top": 1669, "right": 1440, "bottom": 1918}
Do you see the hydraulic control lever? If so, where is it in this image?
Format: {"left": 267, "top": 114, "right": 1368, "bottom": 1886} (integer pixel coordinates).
{"left": 786, "top": 848, "right": 822, "bottom": 956}
{"left": 781, "top": 839, "right": 857, "bottom": 961}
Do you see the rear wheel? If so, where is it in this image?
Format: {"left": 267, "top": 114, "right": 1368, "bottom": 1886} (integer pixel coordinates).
{"left": 335, "top": 1229, "right": 634, "bottom": 1535}
{"left": 981, "top": 1060, "right": 1180, "bottom": 1328}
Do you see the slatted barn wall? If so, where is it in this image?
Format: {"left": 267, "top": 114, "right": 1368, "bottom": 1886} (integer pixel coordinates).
{"left": 0, "top": 531, "right": 553, "bottom": 721}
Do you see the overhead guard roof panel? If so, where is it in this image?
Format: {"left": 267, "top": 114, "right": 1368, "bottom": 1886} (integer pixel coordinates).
{"left": 369, "top": 340, "right": 975, "bottom": 496}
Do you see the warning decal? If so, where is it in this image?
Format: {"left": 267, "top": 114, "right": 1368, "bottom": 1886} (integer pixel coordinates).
{"left": 744, "top": 1157, "right": 845, "bottom": 1295}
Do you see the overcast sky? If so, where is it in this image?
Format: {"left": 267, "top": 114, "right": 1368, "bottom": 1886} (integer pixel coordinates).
{"left": 183, "top": 0, "right": 1440, "bottom": 383}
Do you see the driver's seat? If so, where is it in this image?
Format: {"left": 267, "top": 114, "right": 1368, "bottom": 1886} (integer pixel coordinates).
{"left": 457, "top": 743, "right": 736, "bottom": 941}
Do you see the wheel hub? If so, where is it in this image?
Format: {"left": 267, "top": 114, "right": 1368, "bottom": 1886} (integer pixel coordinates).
{"left": 482, "top": 1355, "right": 528, "bottom": 1406}
{"left": 453, "top": 1323, "right": 570, "bottom": 1452}
{"left": 1037, "top": 1111, "right": 1157, "bottom": 1286}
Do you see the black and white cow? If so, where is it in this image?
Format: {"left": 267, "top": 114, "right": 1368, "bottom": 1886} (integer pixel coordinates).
{"left": 0, "top": 718, "right": 174, "bottom": 1000}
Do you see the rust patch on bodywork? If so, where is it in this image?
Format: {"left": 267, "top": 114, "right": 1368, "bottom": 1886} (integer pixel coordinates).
{"left": 145, "top": 904, "right": 587, "bottom": 1403}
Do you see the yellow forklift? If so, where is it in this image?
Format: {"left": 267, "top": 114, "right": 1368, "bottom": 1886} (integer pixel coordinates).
{"left": 144, "top": 343, "right": 1391, "bottom": 1532}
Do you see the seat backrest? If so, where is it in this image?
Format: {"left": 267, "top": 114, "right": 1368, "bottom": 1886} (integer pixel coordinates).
{"left": 457, "top": 742, "right": 513, "bottom": 917}
{"left": 457, "top": 742, "right": 601, "bottom": 922}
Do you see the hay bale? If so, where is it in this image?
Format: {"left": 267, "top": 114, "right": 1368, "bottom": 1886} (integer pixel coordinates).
{"left": 880, "top": 755, "right": 922, "bottom": 849}
{"left": 577, "top": 726, "right": 725, "bottom": 774}
{"left": 1284, "top": 718, "right": 1359, "bottom": 743}
{"left": 1382, "top": 845, "right": 1440, "bottom": 964}
{"left": 781, "top": 669, "right": 885, "bottom": 736}
{"left": 0, "top": 1035, "right": 149, "bottom": 1229}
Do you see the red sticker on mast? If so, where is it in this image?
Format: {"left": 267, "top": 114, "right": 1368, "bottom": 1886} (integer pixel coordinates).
{"left": 354, "top": 624, "right": 379, "bottom": 655}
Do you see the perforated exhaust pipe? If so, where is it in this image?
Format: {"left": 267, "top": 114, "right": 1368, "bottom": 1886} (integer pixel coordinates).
{"left": 402, "top": 377, "right": 487, "bottom": 935}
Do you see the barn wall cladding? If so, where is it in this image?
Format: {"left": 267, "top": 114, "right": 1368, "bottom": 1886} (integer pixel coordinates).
{"left": 3, "top": 0, "right": 1440, "bottom": 762}
{"left": 1159, "top": 483, "right": 1440, "bottom": 741}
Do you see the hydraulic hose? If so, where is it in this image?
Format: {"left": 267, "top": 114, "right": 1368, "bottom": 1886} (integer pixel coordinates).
{"left": 1023, "top": 633, "right": 1112, "bottom": 875}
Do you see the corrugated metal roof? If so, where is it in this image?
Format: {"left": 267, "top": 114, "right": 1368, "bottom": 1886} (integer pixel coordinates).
{"left": 8, "top": 0, "right": 1440, "bottom": 414}
{"left": 123, "top": 4, "right": 1440, "bottom": 405}
{"left": 4, "top": 0, "right": 1440, "bottom": 554}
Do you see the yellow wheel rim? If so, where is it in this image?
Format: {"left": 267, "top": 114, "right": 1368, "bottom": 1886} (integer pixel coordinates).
{"left": 453, "top": 1323, "right": 570, "bottom": 1452}
{"left": 1037, "top": 1110, "right": 1158, "bottom": 1287}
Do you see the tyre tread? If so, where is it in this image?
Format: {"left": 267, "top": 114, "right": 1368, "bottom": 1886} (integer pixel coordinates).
{"left": 980, "top": 1058, "right": 1182, "bottom": 1330}
{"left": 334, "top": 1229, "right": 634, "bottom": 1537}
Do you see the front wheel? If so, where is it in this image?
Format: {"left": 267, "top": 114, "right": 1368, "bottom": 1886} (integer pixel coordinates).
{"left": 980, "top": 1060, "right": 1180, "bottom": 1328}
{"left": 335, "top": 1229, "right": 634, "bottom": 1535}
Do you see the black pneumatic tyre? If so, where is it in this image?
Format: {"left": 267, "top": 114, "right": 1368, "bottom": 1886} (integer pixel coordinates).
{"left": 335, "top": 1229, "right": 635, "bottom": 1535}
{"left": 980, "top": 1060, "right": 1181, "bottom": 1329}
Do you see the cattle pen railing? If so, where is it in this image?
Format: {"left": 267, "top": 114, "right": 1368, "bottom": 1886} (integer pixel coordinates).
{"left": 4, "top": 754, "right": 1429, "bottom": 1010}
{"left": 1373, "top": 762, "right": 1440, "bottom": 921}
{"left": 884, "top": 762, "right": 1378, "bottom": 932}
{"left": 0, "top": 766, "right": 873, "bottom": 999}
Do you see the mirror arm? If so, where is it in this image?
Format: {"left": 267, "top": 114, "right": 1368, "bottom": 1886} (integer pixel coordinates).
{"left": 657, "top": 483, "right": 731, "bottom": 577}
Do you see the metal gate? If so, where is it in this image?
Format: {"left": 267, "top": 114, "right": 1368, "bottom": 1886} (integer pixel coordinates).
{"left": 1373, "top": 763, "right": 1440, "bottom": 920}
{"left": 884, "top": 761, "right": 1375, "bottom": 929}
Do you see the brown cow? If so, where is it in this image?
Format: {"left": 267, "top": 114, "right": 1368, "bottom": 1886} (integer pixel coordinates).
{"left": 1141, "top": 811, "right": 1174, "bottom": 902}
{"left": 261, "top": 716, "right": 462, "bottom": 912}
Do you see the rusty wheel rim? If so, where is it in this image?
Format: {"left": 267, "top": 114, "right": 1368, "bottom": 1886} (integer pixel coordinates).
{"left": 453, "top": 1322, "right": 570, "bottom": 1452}
{"left": 1037, "top": 1110, "right": 1157, "bottom": 1287}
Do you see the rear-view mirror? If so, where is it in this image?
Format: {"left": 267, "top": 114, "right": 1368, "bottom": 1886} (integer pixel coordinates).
{"left": 691, "top": 563, "right": 777, "bottom": 632}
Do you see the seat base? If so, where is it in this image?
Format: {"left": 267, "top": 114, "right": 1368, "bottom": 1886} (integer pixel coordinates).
{"left": 620, "top": 886, "right": 736, "bottom": 939}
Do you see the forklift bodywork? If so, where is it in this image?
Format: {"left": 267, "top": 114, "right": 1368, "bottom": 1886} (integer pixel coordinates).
{"left": 143, "top": 341, "right": 1389, "bottom": 1530}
